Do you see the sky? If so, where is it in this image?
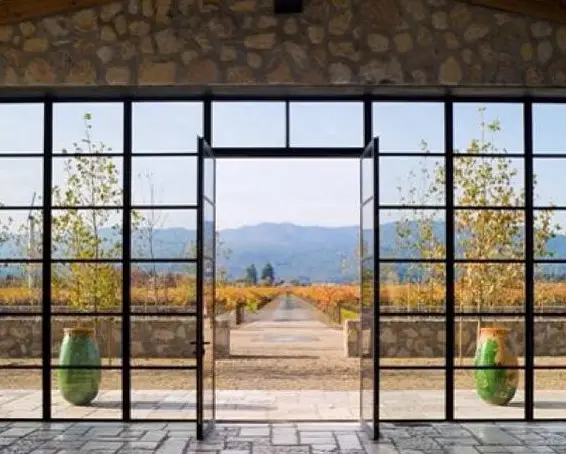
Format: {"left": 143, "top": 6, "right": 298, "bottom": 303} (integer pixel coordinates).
{"left": 1, "top": 101, "right": 566, "bottom": 230}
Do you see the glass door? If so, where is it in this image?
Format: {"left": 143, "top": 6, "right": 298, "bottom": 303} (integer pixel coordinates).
{"left": 197, "top": 137, "right": 216, "bottom": 439}
{"left": 360, "top": 137, "right": 379, "bottom": 439}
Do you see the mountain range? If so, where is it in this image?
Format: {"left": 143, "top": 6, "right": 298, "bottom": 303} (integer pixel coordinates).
{"left": 3, "top": 222, "right": 566, "bottom": 282}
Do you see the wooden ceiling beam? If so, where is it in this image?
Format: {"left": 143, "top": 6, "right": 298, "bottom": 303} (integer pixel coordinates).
{"left": 0, "top": 0, "right": 117, "bottom": 26}
{"left": 462, "top": 0, "right": 566, "bottom": 24}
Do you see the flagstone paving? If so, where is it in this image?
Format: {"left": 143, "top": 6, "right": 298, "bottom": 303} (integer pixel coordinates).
{"left": 1, "top": 421, "right": 566, "bottom": 453}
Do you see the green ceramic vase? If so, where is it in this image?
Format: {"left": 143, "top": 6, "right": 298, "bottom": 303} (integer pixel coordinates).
{"left": 58, "top": 328, "right": 101, "bottom": 406}
{"left": 473, "top": 327, "right": 518, "bottom": 406}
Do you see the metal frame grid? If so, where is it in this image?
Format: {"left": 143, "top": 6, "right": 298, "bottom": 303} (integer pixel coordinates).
{"left": 0, "top": 90, "right": 566, "bottom": 439}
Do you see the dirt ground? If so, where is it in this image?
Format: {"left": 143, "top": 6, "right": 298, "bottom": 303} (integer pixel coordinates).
{"left": 2, "top": 357, "right": 566, "bottom": 391}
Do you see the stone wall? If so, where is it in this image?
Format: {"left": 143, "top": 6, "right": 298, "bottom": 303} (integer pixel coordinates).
{"left": 345, "top": 318, "right": 566, "bottom": 358}
{"left": 0, "top": 0, "right": 565, "bottom": 86}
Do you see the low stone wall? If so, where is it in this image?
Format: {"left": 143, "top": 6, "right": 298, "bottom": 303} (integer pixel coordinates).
{"left": 344, "top": 318, "right": 566, "bottom": 358}
{"left": 0, "top": 316, "right": 231, "bottom": 359}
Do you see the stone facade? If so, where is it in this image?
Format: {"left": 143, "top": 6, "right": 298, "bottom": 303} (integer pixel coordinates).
{"left": 0, "top": 0, "right": 565, "bottom": 86}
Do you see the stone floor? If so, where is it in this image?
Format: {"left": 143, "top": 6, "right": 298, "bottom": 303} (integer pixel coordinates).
{"left": 4, "top": 389, "right": 566, "bottom": 420}
{"left": 1, "top": 420, "right": 566, "bottom": 453}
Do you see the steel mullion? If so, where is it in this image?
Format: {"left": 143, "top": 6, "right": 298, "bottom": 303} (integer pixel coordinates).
{"left": 132, "top": 152, "right": 198, "bottom": 157}
{"left": 42, "top": 100, "right": 53, "bottom": 421}
{"left": 122, "top": 100, "right": 132, "bottom": 421}
{"left": 0, "top": 153, "right": 43, "bottom": 158}
{"left": 196, "top": 137, "right": 205, "bottom": 440}
{"left": 524, "top": 101, "right": 535, "bottom": 421}
{"left": 445, "top": 100, "right": 455, "bottom": 421}
{"left": 373, "top": 136, "right": 380, "bottom": 440}
{"left": 52, "top": 153, "right": 124, "bottom": 158}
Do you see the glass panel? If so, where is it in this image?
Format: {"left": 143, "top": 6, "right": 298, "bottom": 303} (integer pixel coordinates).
{"left": 455, "top": 211, "right": 525, "bottom": 260}
{"left": 212, "top": 102, "right": 285, "bottom": 148}
{"left": 379, "top": 210, "right": 445, "bottom": 260}
{"left": 380, "top": 315, "right": 444, "bottom": 366}
{"left": 0, "top": 316, "right": 42, "bottom": 365}
{"left": 361, "top": 201, "right": 374, "bottom": 258}
{"left": 0, "top": 209, "right": 43, "bottom": 260}
{"left": 131, "top": 370, "right": 196, "bottom": 420}
{"left": 455, "top": 263, "right": 525, "bottom": 313}
{"left": 132, "top": 157, "right": 197, "bottom": 206}
{"left": 0, "top": 263, "right": 42, "bottom": 310}
{"left": 290, "top": 102, "right": 363, "bottom": 148}
{"left": 51, "top": 316, "right": 122, "bottom": 365}
{"left": 132, "top": 209, "right": 197, "bottom": 260}
{"left": 380, "top": 156, "right": 444, "bottom": 206}
{"left": 453, "top": 103, "right": 523, "bottom": 154}
{"left": 360, "top": 255, "right": 374, "bottom": 427}
{"left": 0, "top": 158, "right": 43, "bottom": 206}
{"left": 51, "top": 209, "right": 123, "bottom": 260}
{"left": 533, "top": 104, "right": 566, "bottom": 154}
{"left": 534, "top": 370, "right": 566, "bottom": 419}
{"left": 0, "top": 371, "right": 42, "bottom": 418}
{"left": 133, "top": 102, "right": 203, "bottom": 153}
{"left": 380, "top": 370, "right": 444, "bottom": 420}
{"left": 453, "top": 157, "right": 524, "bottom": 206}
{"left": 203, "top": 257, "right": 214, "bottom": 424}
{"left": 455, "top": 369, "right": 524, "bottom": 419}
{"left": 534, "top": 159, "right": 566, "bottom": 206}
{"left": 131, "top": 263, "right": 196, "bottom": 313}
{"left": 52, "top": 372, "right": 121, "bottom": 419}
{"left": 534, "top": 211, "right": 563, "bottom": 260}
{"left": 0, "top": 104, "right": 43, "bottom": 154}
{"left": 51, "top": 263, "right": 122, "bottom": 312}
{"left": 372, "top": 102, "right": 444, "bottom": 153}
{"left": 535, "top": 318, "right": 566, "bottom": 366}
{"left": 536, "top": 263, "right": 566, "bottom": 312}
{"left": 380, "top": 263, "right": 445, "bottom": 314}
{"left": 361, "top": 147, "right": 374, "bottom": 202}
{"left": 204, "top": 201, "right": 214, "bottom": 260}
{"left": 52, "top": 157, "right": 123, "bottom": 207}
{"left": 53, "top": 103, "right": 123, "bottom": 154}
{"left": 131, "top": 316, "right": 196, "bottom": 366}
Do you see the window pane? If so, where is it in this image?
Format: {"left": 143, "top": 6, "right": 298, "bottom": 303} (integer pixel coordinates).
{"left": 534, "top": 103, "right": 566, "bottom": 154}
{"left": 0, "top": 104, "right": 43, "bottom": 153}
{"left": 0, "top": 158, "right": 43, "bottom": 206}
{"left": 212, "top": 102, "right": 285, "bottom": 147}
{"left": 534, "top": 158, "right": 566, "bottom": 206}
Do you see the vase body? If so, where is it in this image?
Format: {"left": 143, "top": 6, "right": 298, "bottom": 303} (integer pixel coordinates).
{"left": 58, "top": 328, "right": 101, "bottom": 406}
{"left": 473, "top": 327, "right": 518, "bottom": 406}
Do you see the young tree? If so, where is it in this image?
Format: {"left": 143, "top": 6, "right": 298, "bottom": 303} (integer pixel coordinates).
{"left": 245, "top": 264, "right": 258, "bottom": 285}
{"left": 261, "top": 262, "right": 275, "bottom": 285}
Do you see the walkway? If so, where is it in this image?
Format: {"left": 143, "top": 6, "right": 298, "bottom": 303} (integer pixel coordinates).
{"left": 1, "top": 421, "right": 565, "bottom": 453}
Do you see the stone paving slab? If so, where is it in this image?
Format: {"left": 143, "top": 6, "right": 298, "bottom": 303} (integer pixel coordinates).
{"left": 3, "top": 389, "right": 566, "bottom": 420}
{"left": 2, "top": 421, "right": 566, "bottom": 453}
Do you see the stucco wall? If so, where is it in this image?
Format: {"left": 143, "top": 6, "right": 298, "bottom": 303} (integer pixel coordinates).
{"left": 0, "top": 0, "right": 565, "bottom": 86}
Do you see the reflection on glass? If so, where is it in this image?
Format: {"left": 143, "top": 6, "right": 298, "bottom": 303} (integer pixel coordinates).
{"left": 534, "top": 104, "right": 566, "bottom": 154}
{"left": 131, "top": 263, "right": 196, "bottom": 312}
{"left": 290, "top": 102, "right": 363, "bottom": 148}
{"left": 380, "top": 263, "right": 445, "bottom": 313}
{"left": 380, "top": 370, "right": 444, "bottom": 420}
{"left": 380, "top": 210, "right": 445, "bottom": 260}
{"left": 53, "top": 103, "right": 123, "bottom": 154}
{"left": 51, "top": 263, "right": 122, "bottom": 312}
{"left": 453, "top": 157, "right": 523, "bottom": 206}
{"left": 132, "top": 157, "right": 197, "bottom": 206}
{"left": 455, "top": 210, "right": 524, "bottom": 260}
{"left": 0, "top": 104, "right": 43, "bottom": 154}
{"left": 380, "top": 156, "right": 444, "bottom": 206}
{"left": 132, "top": 209, "right": 196, "bottom": 260}
{"left": 360, "top": 255, "right": 374, "bottom": 427}
{"left": 373, "top": 102, "right": 444, "bottom": 153}
{"left": 455, "top": 264, "right": 524, "bottom": 313}
{"left": 454, "top": 103, "right": 523, "bottom": 154}
{"left": 0, "top": 158, "right": 43, "bottom": 206}
{"left": 213, "top": 102, "right": 285, "bottom": 148}
{"left": 133, "top": 102, "right": 203, "bottom": 153}
{"left": 361, "top": 200, "right": 374, "bottom": 257}
{"left": 361, "top": 147, "right": 374, "bottom": 202}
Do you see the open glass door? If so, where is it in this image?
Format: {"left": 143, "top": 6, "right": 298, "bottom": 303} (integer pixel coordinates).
{"left": 360, "top": 137, "right": 378, "bottom": 439}
{"left": 197, "top": 137, "right": 216, "bottom": 439}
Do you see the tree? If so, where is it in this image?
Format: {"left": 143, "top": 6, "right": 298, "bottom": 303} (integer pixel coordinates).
{"left": 245, "top": 264, "right": 258, "bottom": 285}
{"left": 261, "top": 262, "right": 275, "bottom": 285}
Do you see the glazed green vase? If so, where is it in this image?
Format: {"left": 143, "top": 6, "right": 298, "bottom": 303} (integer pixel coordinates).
{"left": 473, "top": 327, "right": 518, "bottom": 406}
{"left": 58, "top": 328, "right": 101, "bottom": 406}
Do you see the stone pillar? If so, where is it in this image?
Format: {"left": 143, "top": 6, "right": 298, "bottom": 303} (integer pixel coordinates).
{"left": 343, "top": 319, "right": 360, "bottom": 358}
{"left": 215, "top": 320, "right": 230, "bottom": 358}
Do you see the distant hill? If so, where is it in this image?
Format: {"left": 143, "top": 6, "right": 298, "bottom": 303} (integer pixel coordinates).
{"left": 2, "top": 221, "right": 566, "bottom": 282}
